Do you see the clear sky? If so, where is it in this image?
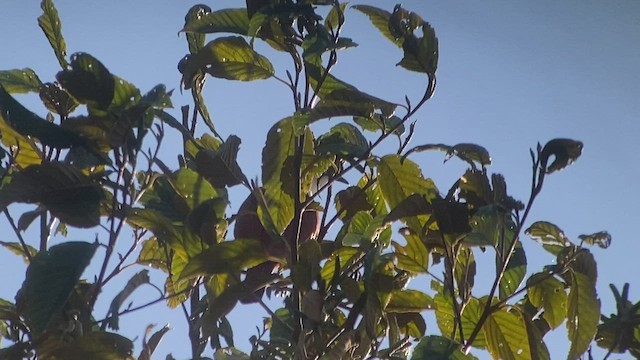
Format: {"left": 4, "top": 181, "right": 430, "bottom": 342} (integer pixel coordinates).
{"left": 1, "top": 1, "right": 639, "bottom": 359}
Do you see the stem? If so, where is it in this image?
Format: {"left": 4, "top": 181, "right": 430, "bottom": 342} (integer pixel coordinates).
{"left": 463, "top": 152, "right": 545, "bottom": 352}
{"left": 3, "top": 209, "right": 33, "bottom": 263}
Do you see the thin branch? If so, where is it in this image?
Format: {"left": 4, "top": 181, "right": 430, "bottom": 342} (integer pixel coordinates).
{"left": 3, "top": 209, "right": 33, "bottom": 263}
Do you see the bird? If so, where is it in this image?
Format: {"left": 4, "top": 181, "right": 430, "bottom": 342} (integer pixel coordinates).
{"left": 233, "top": 191, "right": 321, "bottom": 303}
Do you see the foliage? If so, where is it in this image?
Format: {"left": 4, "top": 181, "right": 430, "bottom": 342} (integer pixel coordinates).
{"left": 0, "top": 1, "right": 637, "bottom": 359}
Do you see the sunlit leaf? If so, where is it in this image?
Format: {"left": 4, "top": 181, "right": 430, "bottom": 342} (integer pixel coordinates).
{"left": 316, "top": 122, "right": 368, "bottom": 159}
{"left": 137, "top": 238, "right": 168, "bottom": 271}
{"left": 0, "top": 241, "right": 37, "bottom": 264}
{"left": 566, "top": 272, "right": 600, "bottom": 360}
{"left": 527, "top": 273, "right": 567, "bottom": 329}
{"left": 128, "top": 209, "right": 203, "bottom": 259}
{"left": 110, "top": 76, "right": 141, "bottom": 111}
{"left": 185, "top": 36, "right": 274, "bottom": 81}
{"left": 578, "top": 231, "right": 611, "bottom": 249}
{"left": 38, "top": 0, "right": 68, "bottom": 69}
{"left": 0, "top": 162, "right": 104, "bottom": 228}
{"left": 183, "top": 5, "right": 210, "bottom": 54}
{"left": 498, "top": 236, "right": 527, "bottom": 300}
{"left": 0, "top": 84, "right": 85, "bottom": 149}
{"left": 411, "top": 335, "right": 477, "bottom": 359}
{"left": 320, "top": 246, "right": 362, "bottom": 284}
{"left": 0, "top": 113, "right": 42, "bottom": 167}
{"left": 354, "top": 114, "right": 405, "bottom": 136}
{"left": 387, "top": 289, "right": 433, "bottom": 313}
{"left": 394, "top": 313, "right": 427, "bottom": 338}
{"left": 434, "top": 293, "right": 485, "bottom": 347}
{"left": 352, "top": 5, "right": 402, "bottom": 46}
{"left": 394, "top": 232, "right": 429, "bottom": 274}
{"left": 48, "top": 331, "right": 134, "bottom": 360}
{"left": 105, "top": 270, "right": 151, "bottom": 330}
{"left": 483, "top": 307, "right": 530, "bottom": 360}
{"left": 0, "top": 68, "right": 42, "bottom": 94}
{"left": 180, "top": 239, "right": 270, "bottom": 279}
{"left": 57, "top": 52, "right": 115, "bottom": 110}
{"left": 182, "top": 8, "right": 250, "bottom": 36}
{"left": 525, "top": 221, "right": 572, "bottom": 255}
{"left": 325, "top": 2, "right": 347, "bottom": 31}
{"left": 169, "top": 168, "right": 223, "bottom": 211}
{"left": 540, "top": 138, "right": 583, "bottom": 174}
{"left": 17, "top": 241, "right": 97, "bottom": 334}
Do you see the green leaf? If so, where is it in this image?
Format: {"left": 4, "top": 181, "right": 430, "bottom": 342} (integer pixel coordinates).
{"left": 138, "top": 324, "right": 171, "bottom": 360}
{"left": 186, "top": 36, "right": 274, "bottom": 81}
{"left": 525, "top": 221, "right": 572, "bottom": 255}
{"left": 183, "top": 5, "right": 210, "bottom": 54}
{"left": 387, "top": 289, "right": 433, "bottom": 313}
{"left": 0, "top": 68, "right": 42, "bottom": 93}
{"left": 498, "top": 237, "right": 527, "bottom": 300}
{"left": 320, "top": 246, "right": 362, "bottom": 285}
{"left": 464, "top": 206, "right": 514, "bottom": 248}
{"left": 39, "top": 82, "right": 79, "bottom": 116}
{"left": 0, "top": 114, "right": 42, "bottom": 167}
{"left": 411, "top": 335, "right": 477, "bottom": 360}
{"left": 0, "top": 163, "right": 104, "bottom": 228}
{"left": 169, "top": 168, "right": 223, "bottom": 210}
{"left": 352, "top": 5, "right": 403, "bottom": 47}
{"left": 195, "top": 135, "right": 248, "bottom": 188}
{"left": 214, "top": 347, "right": 251, "bottom": 360}
{"left": 578, "top": 231, "right": 611, "bottom": 249}
{"left": 110, "top": 76, "right": 141, "bottom": 111}
{"left": 182, "top": 8, "right": 250, "bottom": 36}
{"left": 18, "top": 241, "right": 97, "bottom": 334}
{"left": 354, "top": 114, "right": 405, "bottom": 135}
{"left": 446, "top": 143, "right": 491, "bottom": 168}
{"left": 394, "top": 232, "right": 430, "bottom": 274}
{"left": 527, "top": 273, "right": 567, "bottom": 329}
{"left": 292, "top": 240, "right": 322, "bottom": 292}
{"left": 105, "top": 270, "right": 151, "bottom": 330}
{"left": 316, "top": 122, "right": 369, "bottom": 159}
{"left": 180, "top": 239, "right": 270, "bottom": 279}
{"left": 566, "top": 272, "right": 600, "bottom": 360}
{"left": 128, "top": 209, "right": 203, "bottom": 258}
{"left": 0, "top": 241, "right": 37, "bottom": 264}
{"left": 261, "top": 118, "right": 297, "bottom": 233}
{"left": 434, "top": 293, "right": 485, "bottom": 347}
{"left": 137, "top": 238, "right": 168, "bottom": 271}
{"left": 57, "top": 52, "right": 115, "bottom": 110}
{"left": 483, "top": 308, "right": 530, "bottom": 360}
{"left": 394, "top": 312, "right": 427, "bottom": 338}
{"left": 540, "top": 138, "right": 583, "bottom": 174}
{"left": 325, "top": 2, "right": 347, "bottom": 31}
{"left": 48, "top": 331, "right": 134, "bottom": 360}
{"left": 38, "top": 0, "right": 68, "bottom": 69}
{"left": 0, "top": 84, "right": 85, "bottom": 148}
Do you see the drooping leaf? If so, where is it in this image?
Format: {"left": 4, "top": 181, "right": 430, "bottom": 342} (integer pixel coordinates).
{"left": 180, "top": 239, "right": 270, "bottom": 280}
{"left": 566, "top": 272, "right": 600, "bottom": 360}
{"left": 387, "top": 289, "right": 433, "bottom": 313}
{"left": 389, "top": 5, "right": 439, "bottom": 74}
{"left": 38, "top": 0, "right": 68, "bottom": 69}
{"left": 0, "top": 84, "right": 85, "bottom": 149}
{"left": 182, "top": 8, "right": 250, "bottom": 36}
{"left": 183, "top": 5, "right": 211, "bottom": 54}
{"left": 57, "top": 52, "right": 115, "bottom": 110}
{"left": 394, "top": 232, "right": 430, "bottom": 274}
{"left": 17, "top": 241, "right": 97, "bottom": 334}
{"left": 527, "top": 273, "right": 567, "bottom": 329}
{"left": 260, "top": 118, "right": 297, "bottom": 233}
{"left": 540, "top": 138, "right": 583, "bottom": 174}
{"left": 184, "top": 36, "right": 274, "bottom": 81}
{"left": 48, "top": 331, "right": 134, "bottom": 360}
{"left": 105, "top": 270, "right": 151, "bottom": 330}
{"left": 482, "top": 307, "right": 531, "bottom": 360}
{"left": 352, "top": 5, "right": 403, "bottom": 47}
{"left": 325, "top": 2, "right": 347, "bottom": 30}
{"left": 0, "top": 68, "right": 42, "bottom": 94}
{"left": 0, "top": 163, "right": 104, "bottom": 228}
{"left": 394, "top": 312, "right": 427, "bottom": 338}
{"left": 578, "top": 231, "right": 611, "bottom": 249}
{"left": 138, "top": 324, "right": 171, "bottom": 360}
{"left": 525, "top": 221, "right": 572, "bottom": 255}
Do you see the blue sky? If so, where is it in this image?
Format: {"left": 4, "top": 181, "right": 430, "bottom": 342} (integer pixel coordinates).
{"left": 1, "top": 1, "right": 639, "bottom": 358}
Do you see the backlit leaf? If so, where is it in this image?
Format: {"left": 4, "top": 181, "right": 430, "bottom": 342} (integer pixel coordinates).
{"left": 57, "top": 52, "right": 115, "bottom": 110}
{"left": 525, "top": 221, "right": 572, "bottom": 255}
{"left": 411, "top": 335, "right": 477, "bottom": 360}
{"left": 566, "top": 272, "right": 600, "bottom": 360}
{"left": 48, "top": 331, "right": 134, "bottom": 360}
{"left": 352, "top": 5, "right": 402, "bottom": 46}
{"left": 182, "top": 8, "right": 250, "bottom": 36}
{"left": 180, "top": 239, "right": 270, "bottom": 279}
{"left": 0, "top": 162, "right": 104, "bottom": 228}
{"left": 527, "top": 273, "right": 567, "bottom": 329}
{"left": 483, "top": 308, "right": 530, "bottom": 360}
{"left": 38, "top": 0, "right": 68, "bottom": 69}
{"left": 387, "top": 289, "right": 433, "bottom": 313}
{"left": 540, "top": 138, "right": 583, "bottom": 174}
{"left": 18, "top": 241, "right": 97, "bottom": 334}
{"left": 578, "top": 231, "right": 611, "bottom": 249}
{"left": 0, "top": 68, "right": 42, "bottom": 94}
